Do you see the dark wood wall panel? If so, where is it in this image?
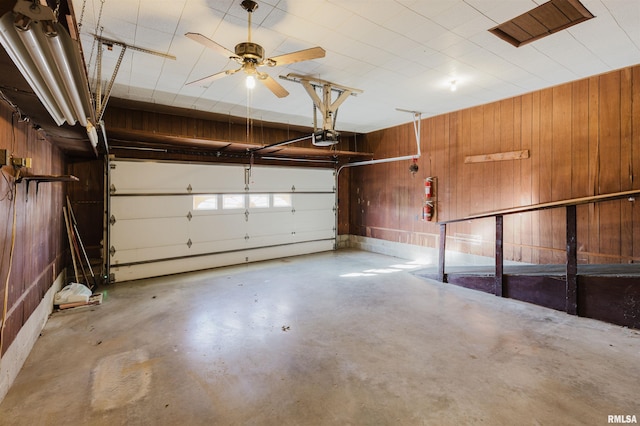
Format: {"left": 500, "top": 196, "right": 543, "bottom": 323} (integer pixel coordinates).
{"left": 67, "top": 159, "right": 104, "bottom": 260}
{"left": 104, "top": 106, "right": 314, "bottom": 148}
{"left": 0, "top": 101, "right": 67, "bottom": 355}
{"left": 599, "top": 72, "right": 623, "bottom": 262}
{"left": 349, "top": 65, "right": 640, "bottom": 265}
{"left": 634, "top": 67, "right": 640, "bottom": 261}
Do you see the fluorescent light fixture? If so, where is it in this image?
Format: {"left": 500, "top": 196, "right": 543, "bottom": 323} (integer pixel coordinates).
{"left": 86, "top": 121, "right": 98, "bottom": 148}
{"left": 0, "top": 12, "right": 65, "bottom": 125}
{"left": 14, "top": 15, "right": 77, "bottom": 124}
{"left": 0, "top": 1, "right": 94, "bottom": 146}
{"left": 44, "top": 20, "right": 88, "bottom": 127}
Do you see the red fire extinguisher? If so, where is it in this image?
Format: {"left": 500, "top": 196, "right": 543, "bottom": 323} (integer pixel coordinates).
{"left": 423, "top": 203, "right": 433, "bottom": 221}
{"left": 423, "top": 177, "right": 435, "bottom": 221}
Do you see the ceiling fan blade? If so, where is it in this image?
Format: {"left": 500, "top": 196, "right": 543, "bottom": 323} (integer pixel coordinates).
{"left": 258, "top": 73, "right": 289, "bottom": 98}
{"left": 266, "top": 47, "right": 326, "bottom": 67}
{"left": 185, "top": 32, "right": 238, "bottom": 60}
{"left": 186, "top": 68, "right": 241, "bottom": 86}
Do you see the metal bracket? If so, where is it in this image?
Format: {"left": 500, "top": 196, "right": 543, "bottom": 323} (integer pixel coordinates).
{"left": 244, "top": 166, "right": 251, "bottom": 190}
{"left": 280, "top": 73, "right": 362, "bottom": 135}
{"left": 109, "top": 215, "right": 116, "bottom": 225}
{"left": 109, "top": 246, "right": 116, "bottom": 257}
{"left": 109, "top": 184, "right": 116, "bottom": 194}
{"left": 93, "top": 34, "right": 176, "bottom": 122}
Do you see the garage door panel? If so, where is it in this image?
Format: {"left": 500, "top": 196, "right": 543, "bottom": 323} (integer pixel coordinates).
{"left": 111, "top": 196, "right": 191, "bottom": 219}
{"left": 109, "top": 240, "right": 333, "bottom": 282}
{"left": 292, "top": 193, "right": 335, "bottom": 210}
{"left": 110, "top": 250, "right": 249, "bottom": 282}
{"left": 110, "top": 161, "right": 336, "bottom": 282}
{"left": 189, "top": 214, "right": 247, "bottom": 241}
{"left": 247, "top": 211, "right": 293, "bottom": 237}
{"left": 111, "top": 218, "right": 189, "bottom": 249}
{"left": 111, "top": 161, "right": 246, "bottom": 194}
{"left": 111, "top": 243, "right": 191, "bottom": 264}
{"left": 248, "top": 168, "right": 333, "bottom": 192}
{"left": 294, "top": 210, "right": 335, "bottom": 230}
{"left": 294, "top": 229, "right": 335, "bottom": 241}
{"left": 192, "top": 238, "right": 250, "bottom": 254}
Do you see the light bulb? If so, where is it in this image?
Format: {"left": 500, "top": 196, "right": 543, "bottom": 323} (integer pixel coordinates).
{"left": 450, "top": 80, "right": 457, "bottom": 92}
{"left": 246, "top": 75, "right": 256, "bottom": 89}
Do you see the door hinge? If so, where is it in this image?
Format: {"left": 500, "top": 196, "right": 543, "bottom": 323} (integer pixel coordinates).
{"left": 109, "top": 246, "right": 116, "bottom": 257}
{"left": 109, "top": 215, "right": 116, "bottom": 225}
{"left": 187, "top": 211, "right": 193, "bottom": 221}
{"left": 109, "top": 184, "right": 116, "bottom": 194}
{"left": 187, "top": 239, "right": 192, "bottom": 248}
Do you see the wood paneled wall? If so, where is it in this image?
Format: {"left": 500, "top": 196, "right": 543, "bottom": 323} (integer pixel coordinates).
{"left": 348, "top": 65, "right": 640, "bottom": 264}
{"left": 67, "top": 159, "right": 104, "bottom": 261}
{"left": 103, "top": 105, "right": 357, "bottom": 153}
{"left": 0, "top": 101, "right": 66, "bottom": 355}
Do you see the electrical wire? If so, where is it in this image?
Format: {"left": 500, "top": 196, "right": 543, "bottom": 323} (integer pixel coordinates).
{"left": 0, "top": 169, "right": 15, "bottom": 202}
{"left": 0, "top": 179, "right": 18, "bottom": 359}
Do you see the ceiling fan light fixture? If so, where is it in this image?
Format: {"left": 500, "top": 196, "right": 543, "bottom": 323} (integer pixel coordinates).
{"left": 185, "top": 0, "right": 325, "bottom": 98}
{"left": 245, "top": 74, "right": 256, "bottom": 89}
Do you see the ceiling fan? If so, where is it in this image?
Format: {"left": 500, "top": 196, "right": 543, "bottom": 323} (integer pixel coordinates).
{"left": 185, "top": 0, "right": 326, "bottom": 98}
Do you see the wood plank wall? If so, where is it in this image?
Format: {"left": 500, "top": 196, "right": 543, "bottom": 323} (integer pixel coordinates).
{"left": 104, "top": 106, "right": 303, "bottom": 145}
{"left": 348, "top": 65, "right": 640, "bottom": 264}
{"left": 67, "top": 159, "right": 104, "bottom": 261}
{"left": 103, "top": 105, "right": 357, "bottom": 153}
{"left": 0, "top": 101, "right": 66, "bottom": 355}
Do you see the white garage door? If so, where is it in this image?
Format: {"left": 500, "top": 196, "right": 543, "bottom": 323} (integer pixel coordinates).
{"left": 108, "top": 160, "right": 336, "bottom": 282}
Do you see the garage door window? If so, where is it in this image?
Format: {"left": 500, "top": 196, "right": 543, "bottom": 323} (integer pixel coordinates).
{"left": 193, "top": 195, "right": 218, "bottom": 210}
{"left": 223, "top": 194, "right": 246, "bottom": 209}
{"left": 273, "top": 193, "right": 292, "bottom": 208}
{"left": 249, "top": 194, "right": 270, "bottom": 208}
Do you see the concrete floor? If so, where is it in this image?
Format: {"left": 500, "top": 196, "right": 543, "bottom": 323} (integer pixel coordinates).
{"left": 0, "top": 249, "right": 639, "bottom": 425}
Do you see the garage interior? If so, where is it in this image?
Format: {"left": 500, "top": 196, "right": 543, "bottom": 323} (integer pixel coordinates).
{"left": 0, "top": 0, "right": 639, "bottom": 423}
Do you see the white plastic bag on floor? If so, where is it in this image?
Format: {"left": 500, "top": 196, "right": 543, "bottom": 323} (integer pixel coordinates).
{"left": 54, "top": 283, "right": 92, "bottom": 305}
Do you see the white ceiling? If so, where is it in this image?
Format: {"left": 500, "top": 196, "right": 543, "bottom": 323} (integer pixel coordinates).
{"left": 73, "top": 0, "right": 640, "bottom": 134}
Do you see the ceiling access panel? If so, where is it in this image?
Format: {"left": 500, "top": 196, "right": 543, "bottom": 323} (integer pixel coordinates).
{"left": 489, "top": 0, "right": 594, "bottom": 47}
